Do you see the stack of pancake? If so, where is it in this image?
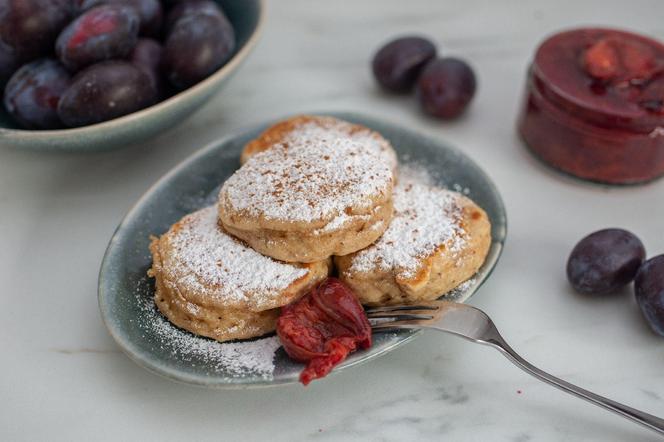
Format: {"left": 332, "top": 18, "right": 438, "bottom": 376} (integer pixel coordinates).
{"left": 148, "top": 115, "right": 491, "bottom": 342}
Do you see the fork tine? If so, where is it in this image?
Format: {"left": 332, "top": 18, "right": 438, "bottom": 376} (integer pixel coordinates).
{"left": 364, "top": 302, "right": 440, "bottom": 314}
{"left": 370, "top": 319, "right": 430, "bottom": 330}
{"left": 366, "top": 312, "right": 435, "bottom": 322}
{"left": 367, "top": 300, "right": 447, "bottom": 331}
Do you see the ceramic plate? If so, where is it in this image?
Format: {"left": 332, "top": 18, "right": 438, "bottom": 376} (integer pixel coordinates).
{"left": 98, "top": 112, "right": 507, "bottom": 388}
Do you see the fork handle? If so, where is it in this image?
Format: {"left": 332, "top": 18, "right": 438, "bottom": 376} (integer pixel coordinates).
{"left": 488, "top": 338, "right": 664, "bottom": 436}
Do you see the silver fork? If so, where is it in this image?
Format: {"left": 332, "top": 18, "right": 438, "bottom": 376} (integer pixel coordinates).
{"left": 367, "top": 300, "right": 664, "bottom": 437}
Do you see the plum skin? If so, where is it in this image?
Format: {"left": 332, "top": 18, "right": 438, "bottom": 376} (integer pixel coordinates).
{"left": 57, "top": 60, "right": 157, "bottom": 127}
{"left": 165, "top": 0, "right": 226, "bottom": 32}
{"left": 55, "top": 4, "right": 140, "bottom": 72}
{"left": 0, "top": 38, "right": 18, "bottom": 89}
{"left": 372, "top": 36, "right": 436, "bottom": 92}
{"left": 163, "top": 10, "right": 235, "bottom": 90}
{"left": 417, "top": 57, "right": 477, "bottom": 119}
{"left": 130, "top": 38, "right": 164, "bottom": 97}
{"left": 4, "top": 58, "right": 71, "bottom": 129}
{"left": 74, "top": 0, "right": 163, "bottom": 37}
{"left": 635, "top": 255, "right": 664, "bottom": 336}
{"left": 566, "top": 228, "right": 645, "bottom": 295}
{"left": 0, "top": 0, "right": 72, "bottom": 61}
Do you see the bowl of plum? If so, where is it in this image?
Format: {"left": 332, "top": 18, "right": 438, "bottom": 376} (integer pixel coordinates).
{"left": 0, "top": 0, "right": 264, "bottom": 152}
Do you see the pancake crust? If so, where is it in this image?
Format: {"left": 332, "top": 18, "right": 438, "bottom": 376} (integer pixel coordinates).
{"left": 148, "top": 206, "right": 330, "bottom": 342}
{"left": 218, "top": 115, "right": 397, "bottom": 263}
{"left": 335, "top": 180, "right": 491, "bottom": 306}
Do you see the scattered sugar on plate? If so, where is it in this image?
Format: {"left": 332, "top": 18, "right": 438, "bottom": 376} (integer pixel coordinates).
{"left": 443, "top": 277, "right": 477, "bottom": 301}
{"left": 401, "top": 163, "right": 471, "bottom": 196}
{"left": 399, "top": 163, "right": 436, "bottom": 186}
{"left": 135, "top": 285, "right": 281, "bottom": 379}
{"left": 452, "top": 183, "right": 471, "bottom": 195}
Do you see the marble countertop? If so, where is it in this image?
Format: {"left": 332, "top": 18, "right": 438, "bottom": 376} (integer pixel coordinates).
{"left": 2, "top": 1, "right": 664, "bottom": 440}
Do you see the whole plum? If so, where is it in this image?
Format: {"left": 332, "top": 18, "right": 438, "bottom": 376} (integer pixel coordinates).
{"left": 4, "top": 58, "right": 71, "bottom": 129}
{"left": 417, "top": 57, "right": 477, "bottom": 119}
{"left": 0, "top": 0, "right": 72, "bottom": 61}
{"left": 56, "top": 4, "right": 140, "bottom": 72}
{"left": 57, "top": 60, "right": 157, "bottom": 127}
{"left": 372, "top": 36, "right": 436, "bottom": 92}
{"left": 163, "top": 11, "right": 235, "bottom": 89}
{"left": 566, "top": 228, "right": 645, "bottom": 295}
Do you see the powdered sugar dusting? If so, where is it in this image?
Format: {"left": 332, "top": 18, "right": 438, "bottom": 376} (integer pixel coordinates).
{"left": 315, "top": 212, "right": 371, "bottom": 234}
{"left": 348, "top": 170, "right": 466, "bottom": 279}
{"left": 220, "top": 121, "right": 395, "bottom": 223}
{"left": 164, "top": 206, "right": 307, "bottom": 306}
{"left": 399, "top": 163, "right": 435, "bottom": 186}
{"left": 135, "top": 289, "right": 281, "bottom": 379}
{"left": 444, "top": 277, "right": 476, "bottom": 301}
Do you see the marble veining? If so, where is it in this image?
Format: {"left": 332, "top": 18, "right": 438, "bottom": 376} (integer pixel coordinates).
{"left": 307, "top": 386, "right": 469, "bottom": 441}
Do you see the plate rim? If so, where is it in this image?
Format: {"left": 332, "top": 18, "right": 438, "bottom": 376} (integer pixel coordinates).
{"left": 98, "top": 112, "right": 507, "bottom": 389}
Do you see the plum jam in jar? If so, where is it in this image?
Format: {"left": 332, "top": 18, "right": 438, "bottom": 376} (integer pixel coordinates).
{"left": 518, "top": 28, "right": 664, "bottom": 184}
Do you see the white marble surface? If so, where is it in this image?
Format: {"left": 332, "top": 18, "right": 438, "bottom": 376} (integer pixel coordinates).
{"left": 2, "top": 0, "right": 664, "bottom": 440}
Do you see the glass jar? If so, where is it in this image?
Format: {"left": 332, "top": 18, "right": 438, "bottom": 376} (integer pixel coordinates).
{"left": 518, "top": 28, "right": 664, "bottom": 184}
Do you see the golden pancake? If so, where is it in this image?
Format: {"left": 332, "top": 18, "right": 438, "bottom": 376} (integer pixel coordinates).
{"left": 148, "top": 206, "right": 330, "bottom": 342}
{"left": 335, "top": 179, "right": 491, "bottom": 306}
{"left": 218, "top": 116, "right": 397, "bottom": 263}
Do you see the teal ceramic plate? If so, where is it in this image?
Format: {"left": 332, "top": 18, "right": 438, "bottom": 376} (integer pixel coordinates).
{"left": 98, "top": 112, "right": 507, "bottom": 388}
{"left": 0, "top": 0, "right": 264, "bottom": 152}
